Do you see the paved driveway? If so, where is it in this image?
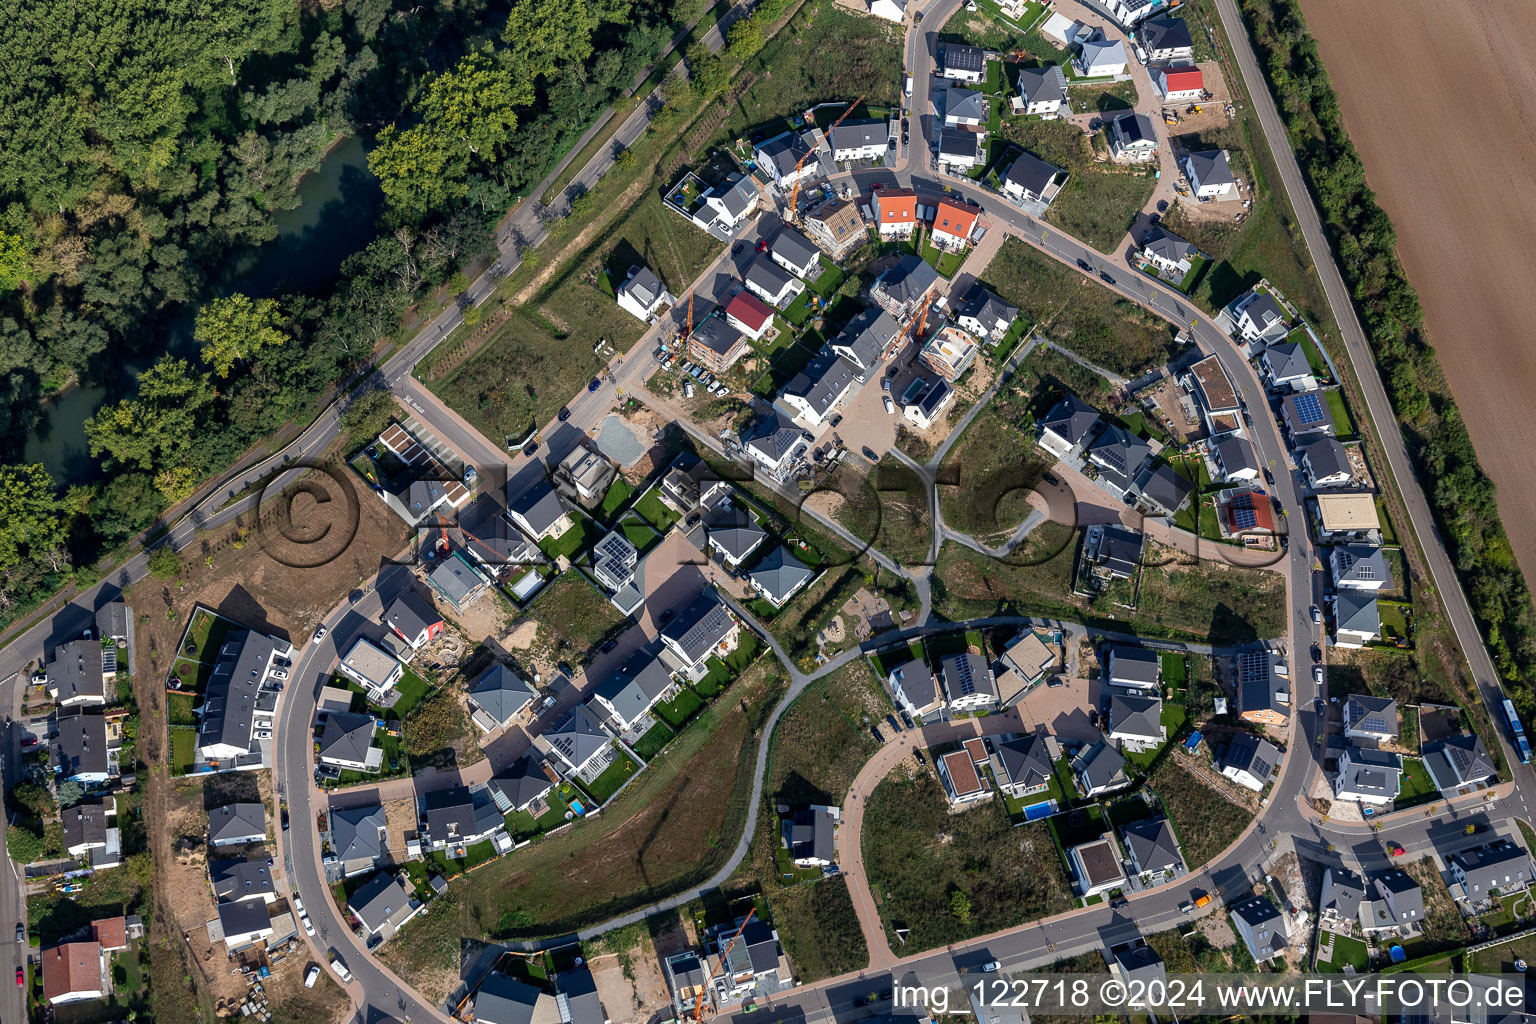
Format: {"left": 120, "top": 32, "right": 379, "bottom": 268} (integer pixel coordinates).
{"left": 1014, "top": 675, "right": 1100, "bottom": 744}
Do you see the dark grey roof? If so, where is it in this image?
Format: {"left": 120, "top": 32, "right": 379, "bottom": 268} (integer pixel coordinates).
{"left": 1139, "top": 462, "right": 1193, "bottom": 515}
{"left": 547, "top": 706, "right": 612, "bottom": 771}
{"left": 1110, "top": 693, "right": 1163, "bottom": 739}
{"left": 1264, "top": 341, "right": 1311, "bottom": 380}
{"left": 739, "top": 919, "right": 780, "bottom": 974}
{"left": 703, "top": 499, "right": 768, "bottom": 562}
{"left": 940, "top": 652, "right": 996, "bottom": 702}
{"left": 1094, "top": 525, "right": 1144, "bottom": 577}
{"left": 1041, "top": 394, "right": 1101, "bottom": 446}
{"left": 476, "top": 975, "right": 550, "bottom": 1024}
{"left": 1114, "top": 112, "right": 1157, "bottom": 145}
{"left": 1335, "top": 590, "right": 1380, "bottom": 634}
{"left": 62, "top": 801, "right": 108, "bottom": 851}
{"left": 744, "top": 413, "right": 802, "bottom": 463}
{"left": 1004, "top": 149, "right": 1059, "bottom": 195}
{"left": 690, "top": 314, "right": 744, "bottom": 358}
{"left": 95, "top": 602, "right": 131, "bottom": 639}
{"left": 1186, "top": 149, "right": 1234, "bottom": 186}
{"left": 1214, "top": 434, "right": 1258, "bottom": 475}
{"left": 661, "top": 590, "right": 735, "bottom": 664}
{"left": 1337, "top": 745, "right": 1401, "bottom": 797}
{"left": 1237, "top": 650, "right": 1286, "bottom": 716}
{"left": 771, "top": 227, "right": 821, "bottom": 272}
{"left": 909, "top": 378, "right": 951, "bottom": 417}
{"left": 318, "top": 712, "right": 377, "bottom": 765}
{"left": 508, "top": 480, "right": 571, "bottom": 536}
{"left": 557, "top": 968, "right": 604, "bottom": 1024}
{"left": 943, "top": 44, "right": 986, "bottom": 73}
{"left": 877, "top": 254, "right": 940, "bottom": 307}
{"left": 746, "top": 255, "right": 797, "bottom": 299}
{"left": 714, "top": 174, "right": 756, "bottom": 217}
{"left": 593, "top": 648, "right": 676, "bottom": 726}
{"left": 889, "top": 659, "right": 939, "bottom": 709}
{"left": 619, "top": 266, "right": 666, "bottom": 307}
{"left": 210, "top": 802, "right": 266, "bottom": 845}
{"left": 937, "top": 128, "right": 982, "bottom": 160}
{"left": 384, "top": 590, "right": 440, "bottom": 642}
{"left": 422, "top": 785, "right": 501, "bottom": 845}
{"left": 1109, "top": 646, "right": 1161, "bottom": 685}
{"left": 217, "top": 900, "right": 271, "bottom": 940}
{"left": 1113, "top": 945, "right": 1166, "bottom": 985}
{"left": 959, "top": 285, "right": 1018, "bottom": 333}
{"left": 210, "top": 855, "right": 274, "bottom": 902}
{"left": 1075, "top": 741, "right": 1127, "bottom": 791}
{"left": 348, "top": 871, "right": 416, "bottom": 935}
{"left": 783, "top": 347, "right": 858, "bottom": 418}
{"left": 1089, "top": 424, "right": 1151, "bottom": 485}
{"left": 48, "top": 640, "right": 105, "bottom": 703}
{"left": 757, "top": 131, "right": 816, "bottom": 176}
{"left": 469, "top": 664, "right": 538, "bottom": 725}
{"left": 1432, "top": 733, "right": 1496, "bottom": 786}
{"left": 827, "top": 119, "right": 889, "bottom": 153}
{"left": 1230, "top": 894, "right": 1286, "bottom": 959}
{"left": 1123, "top": 818, "right": 1180, "bottom": 873}
{"left": 1376, "top": 870, "right": 1425, "bottom": 922}
{"left": 1240, "top": 291, "right": 1288, "bottom": 331}
{"left": 1142, "top": 226, "right": 1194, "bottom": 263}
{"left": 831, "top": 307, "right": 900, "bottom": 369}
{"left": 1299, "top": 437, "right": 1351, "bottom": 483}
{"left": 1221, "top": 732, "right": 1279, "bottom": 784}
{"left": 1140, "top": 15, "right": 1194, "bottom": 53}
{"left": 1332, "top": 545, "right": 1394, "bottom": 590}
{"left": 783, "top": 806, "right": 836, "bottom": 863}
{"left": 995, "top": 734, "right": 1053, "bottom": 791}
{"left": 488, "top": 756, "right": 554, "bottom": 813}
{"left": 200, "top": 630, "right": 281, "bottom": 756}
{"left": 1016, "top": 64, "right": 1067, "bottom": 105}
{"left": 1344, "top": 693, "right": 1399, "bottom": 738}
{"left": 946, "top": 88, "right": 989, "bottom": 123}
{"left": 1451, "top": 841, "right": 1534, "bottom": 894}
{"left": 430, "top": 552, "right": 487, "bottom": 606}
{"left": 668, "top": 952, "right": 707, "bottom": 992}
{"left": 52, "top": 710, "right": 109, "bottom": 778}
{"left": 331, "top": 804, "right": 389, "bottom": 864}
{"left": 748, "top": 547, "right": 814, "bottom": 604}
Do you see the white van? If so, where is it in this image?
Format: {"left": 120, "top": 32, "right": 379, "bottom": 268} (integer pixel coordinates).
{"left": 904, "top": 74, "right": 914, "bottom": 97}
{"left": 305, "top": 965, "right": 321, "bottom": 989}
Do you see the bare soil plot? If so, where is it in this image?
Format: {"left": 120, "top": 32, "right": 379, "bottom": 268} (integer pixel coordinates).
{"left": 1296, "top": 0, "right": 1536, "bottom": 587}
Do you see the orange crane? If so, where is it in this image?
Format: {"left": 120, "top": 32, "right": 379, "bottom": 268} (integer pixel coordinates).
{"left": 789, "top": 95, "right": 865, "bottom": 221}
{"left": 885, "top": 292, "right": 935, "bottom": 360}
{"left": 692, "top": 908, "right": 758, "bottom": 1023}
{"left": 686, "top": 291, "right": 695, "bottom": 341}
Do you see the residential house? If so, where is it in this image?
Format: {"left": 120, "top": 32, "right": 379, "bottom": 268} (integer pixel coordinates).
{"left": 778, "top": 347, "right": 858, "bottom": 427}
{"left": 383, "top": 591, "right": 444, "bottom": 650}
{"left": 659, "top": 458, "right": 728, "bottom": 516}
{"left": 1183, "top": 150, "right": 1236, "bottom": 199}
{"left": 216, "top": 901, "right": 274, "bottom": 950}
{"left": 1123, "top": 817, "right": 1183, "bottom": 877}
{"left": 1155, "top": 65, "right": 1204, "bottom": 101}
{"left": 931, "top": 197, "right": 980, "bottom": 250}
{"left": 1108, "top": 112, "right": 1158, "bottom": 161}
{"left": 591, "top": 530, "right": 639, "bottom": 595}
{"left": 331, "top": 804, "right": 389, "bottom": 877}
{"left": 718, "top": 293, "right": 774, "bottom": 349}
{"left": 781, "top": 806, "right": 840, "bottom": 867}
{"left": 803, "top": 197, "right": 866, "bottom": 259}
{"left": 1139, "top": 16, "right": 1194, "bottom": 62}
{"left": 210, "top": 855, "right": 276, "bottom": 904}
{"left": 940, "top": 652, "right": 998, "bottom": 713}
{"left": 1087, "top": 424, "right": 1152, "bottom": 500}
{"left": 903, "top": 377, "right": 954, "bottom": 429}
{"left": 1363, "top": 871, "right": 1424, "bottom": 933}
{"left": 1220, "top": 731, "right": 1279, "bottom": 791}
{"left": 688, "top": 314, "right": 750, "bottom": 374}
{"left": 1140, "top": 226, "right": 1196, "bottom": 276}
{"left": 1423, "top": 733, "right": 1497, "bottom": 794}
{"left": 95, "top": 601, "right": 132, "bottom": 668}
{"left": 938, "top": 749, "right": 991, "bottom": 804}
{"left": 1001, "top": 149, "right": 1064, "bottom": 205}
{"left": 1136, "top": 462, "right": 1193, "bottom": 518}
{"left": 195, "top": 629, "right": 290, "bottom": 769}
{"left": 467, "top": 664, "right": 538, "bottom": 732}
{"left": 1261, "top": 340, "right": 1314, "bottom": 391}
{"left": 1068, "top": 837, "right": 1126, "bottom": 897}
{"left": 1333, "top": 589, "right": 1381, "bottom": 648}
{"left": 744, "top": 256, "right": 805, "bottom": 309}
{"left": 556, "top": 968, "right": 606, "bottom": 1024}
{"left": 375, "top": 422, "right": 470, "bottom": 527}
{"left": 1333, "top": 745, "right": 1401, "bottom": 805}
{"left": 1184, "top": 352, "right": 1241, "bottom": 431}
{"left": 1211, "top": 434, "right": 1260, "bottom": 483}
{"left": 1090, "top": 524, "right": 1144, "bottom": 579}
{"left": 1075, "top": 33, "right": 1129, "bottom": 77}
{"left": 714, "top": 918, "right": 787, "bottom": 1003}
{"left": 1235, "top": 649, "right": 1288, "bottom": 726}
{"left": 754, "top": 131, "right": 821, "bottom": 189}
{"left": 42, "top": 941, "right": 107, "bottom": 1004}
{"left": 475, "top": 974, "right": 561, "bottom": 1024}
{"left": 666, "top": 952, "right": 710, "bottom": 1017}
{"left": 46, "top": 639, "right": 108, "bottom": 707}
{"left": 589, "top": 649, "right": 678, "bottom": 733}
{"left": 1321, "top": 866, "right": 1366, "bottom": 925}
{"left": 828, "top": 120, "right": 889, "bottom": 163}
{"left": 830, "top": 307, "right": 900, "bottom": 374}
{"left": 943, "top": 88, "right": 988, "bottom": 129}
{"left": 941, "top": 44, "right": 987, "bottom": 82}
{"left": 1315, "top": 492, "right": 1381, "bottom": 542}
{"left": 1229, "top": 895, "right": 1289, "bottom": 963}
{"left": 508, "top": 480, "right": 574, "bottom": 542}
{"left": 420, "top": 785, "right": 506, "bottom": 851}
{"left": 1343, "top": 694, "right": 1399, "bottom": 744}
{"left": 748, "top": 547, "right": 814, "bottom": 608}
{"left": 741, "top": 412, "right": 807, "bottom": 477}
{"left": 956, "top": 285, "right": 1019, "bottom": 342}
{"left": 872, "top": 187, "right": 919, "bottom": 239}
{"left": 1038, "top": 394, "right": 1102, "bottom": 458}
{"left": 769, "top": 227, "right": 823, "bottom": 279}
{"left": 210, "top": 802, "right": 266, "bottom": 848}
{"left": 1217, "top": 488, "right": 1277, "bottom": 539}
{"left": 62, "top": 800, "right": 119, "bottom": 868}
{"left": 1109, "top": 946, "right": 1167, "bottom": 1001}
{"left": 888, "top": 659, "right": 943, "bottom": 720}
{"left": 659, "top": 589, "right": 740, "bottom": 673}
{"left": 1332, "top": 545, "right": 1393, "bottom": 591}
{"left": 1298, "top": 437, "right": 1353, "bottom": 488}
{"left": 488, "top": 756, "right": 555, "bottom": 816}
{"left": 873, "top": 254, "right": 941, "bottom": 321}
{"left": 919, "top": 325, "right": 980, "bottom": 382}
{"left": 1073, "top": 741, "right": 1130, "bottom": 797}
{"left": 1231, "top": 288, "right": 1290, "bottom": 344}
{"left": 427, "top": 550, "right": 490, "bottom": 611}
{"left": 696, "top": 173, "right": 759, "bottom": 235}
{"left": 937, "top": 128, "right": 984, "bottom": 170}
{"left": 317, "top": 712, "right": 381, "bottom": 773}
{"left": 869, "top": 0, "right": 906, "bottom": 21}
{"left": 553, "top": 446, "right": 619, "bottom": 509}
{"left": 337, "top": 638, "right": 403, "bottom": 703}
{"left": 52, "top": 709, "right": 112, "bottom": 785}
{"left": 545, "top": 706, "right": 615, "bottom": 778}
{"left": 1015, "top": 65, "right": 1068, "bottom": 116}
{"left": 1106, "top": 646, "right": 1161, "bottom": 690}
{"left": 994, "top": 630, "right": 1058, "bottom": 698}
{"left": 347, "top": 871, "right": 421, "bottom": 940}
{"left": 992, "top": 733, "right": 1055, "bottom": 798}
{"left": 1109, "top": 693, "right": 1165, "bottom": 753}
{"left": 1448, "top": 841, "right": 1534, "bottom": 903}
{"left": 616, "top": 265, "right": 674, "bottom": 322}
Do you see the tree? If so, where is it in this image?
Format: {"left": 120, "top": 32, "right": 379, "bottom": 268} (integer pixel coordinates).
{"left": 147, "top": 544, "right": 183, "bottom": 579}
{"left": 10, "top": 782, "right": 53, "bottom": 819}
{"left": 417, "top": 53, "right": 527, "bottom": 160}
{"left": 685, "top": 44, "right": 728, "bottom": 97}
{"left": 54, "top": 781, "right": 83, "bottom": 808}
{"left": 950, "top": 888, "right": 972, "bottom": 925}
{"left": 727, "top": 17, "right": 764, "bottom": 60}
{"left": 154, "top": 466, "right": 198, "bottom": 503}
{"left": 0, "top": 232, "right": 30, "bottom": 291}
{"left": 6, "top": 824, "right": 43, "bottom": 866}
{"left": 194, "top": 293, "right": 287, "bottom": 377}
{"left": 85, "top": 357, "right": 215, "bottom": 473}
{"left": 503, "top": 0, "right": 598, "bottom": 84}
{"left": 0, "top": 464, "right": 66, "bottom": 574}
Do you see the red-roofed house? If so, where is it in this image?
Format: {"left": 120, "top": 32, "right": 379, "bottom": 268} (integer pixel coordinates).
{"left": 1155, "top": 66, "right": 1204, "bottom": 102}
{"left": 931, "top": 199, "right": 980, "bottom": 250}
{"left": 42, "top": 941, "right": 107, "bottom": 1005}
{"left": 873, "top": 188, "right": 919, "bottom": 239}
{"left": 723, "top": 290, "right": 776, "bottom": 342}
{"left": 1218, "top": 488, "right": 1277, "bottom": 538}
{"left": 92, "top": 917, "right": 128, "bottom": 952}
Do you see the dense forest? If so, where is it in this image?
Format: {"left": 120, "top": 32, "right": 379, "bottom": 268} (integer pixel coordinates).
{"left": 0, "top": 0, "right": 714, "bottom": 621}
{"left": 1239, "top": 0, "right": 1536, "bottom": 701}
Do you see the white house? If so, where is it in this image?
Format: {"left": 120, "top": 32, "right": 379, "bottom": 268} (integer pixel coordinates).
{"left": 337, "top": 637, "right": 403, "bottom": 703}
{"left": 1108, "top": 112, "right": 1158, "bottom": 162}
{"left": 741, "top": 413, "right": 806, "bottom": 479}
{"left": 1229, "top": 895, "right": 1289, "bottom": 963}
{"left": 615, "top": 265, "right": 673, "bottom": 322}
{"left": 1109, "top": 693, "right": 1165, "bottom": 753}
{"left": 931, "top": 198, "right": 979, "bottom": 250}
{"left": 1260, "top": 340, "right": 1314, "bottom": 391}
{"left": 1001, "top": 149, "right": 1063, "bottom": 205}
{"left": 1183, "top": 149, "right": 1237, "bottom": 199}
{"left": 1139, "top": 16, "right": 1194, "bottom": 62}
{"left": 744, "top": 256, "right": 805, "bottom": 308}
{"left": 1231, "top": 287, "right": 1290, "bottom": 343}
{"left": 888, "top": 659, "right": 943, "bottom": 720}
{"left": 936, "top": 128, "right": 983, "bottom": 170}
{"left": 869, "top": 0, "right": 906, "bottom": 22}
{"left": 1333, "top": 745, "right": 1401, "bottom": 805}
{"left": 903, "top": 378, "right": 954, "bottom": 429}
{"left": 754, "top": 130, "right": 821, "bottom": 189}
{"left": 1074, "top": 34, "right": 1128, "bottom": 77}
{"left": 696, "top": 174, "right": 759, "bottom": 235}
{"left": 1211, "top": 434, "right": 1260, "bottom": 483}
{"left": 1331, "top": 545, "right": 1394, "bottom": 591}
{"left": 955, "top": 285, "right": 1018, "bottom": 342}
{"left": 1333, "top": 590, "right": 1381, "bottom": 648}
{"left": 768, "top": 227, "right": 822, "bottom": 279}
{"left": 1343, "top": 694, "right": 1399, "bottom": 744}
{"left": 776, "top": 347, "right": 857, "bottom": 428}
{"left": 1067, "top": 837, "right": 1127, "bottom": 898}
{"left": 941, "top": 44, "right": 987, "bottom": 83}
{"left": 943, "top": 88, "right": 988, "bottom": 129}
{"left": 1140, "top": 226, "right": 1196, "bottom": 276}
{"left": 1106, "top": 646, "right": 1161, "bottom": 689}
{"left": 939, "top": 652, "right": 998, "bottom": 713}
{"left": 1038, "top": 394, "right": 1102, "bottom": 458}
{"left": 1220, "top": 732, "right": 1279, "bottom": 791}
{"left": 1015, "top": 65, "right": 1067, "bottom": 117}
{"left": 1154, "top": 65, "right": 1204, "bottom": 102}
{"left": 827, "top": 120, "right": 889, "bottom": 163}
{"left": 1298, "top": 437, "right": 1352, "bottom": 488}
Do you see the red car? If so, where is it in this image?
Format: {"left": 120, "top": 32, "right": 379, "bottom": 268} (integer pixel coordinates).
{"left": 16, "top": 967, "right": 23, "bottom": 987}
{"left": 1390, "top": 843, "right": 1405, "bottom": 857}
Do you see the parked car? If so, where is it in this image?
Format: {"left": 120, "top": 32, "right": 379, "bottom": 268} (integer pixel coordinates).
{"left": 558, "top": 407, "right": 571, "bottom": 422}
{"left": 292, "top": 896, "right": 304, "bottom": 914}
{"left": 305, "top": 965, "right": 321, "bottom": 988}
{"left": 1042, "top": 472, "right": 1059, "bottom": 485}
{"left": 732, "top": 242, "right": 744, "bottom": 256}
{"left": 1310, "top": 605, "right": 1322, "bottom": 624}
{"left": 862, "top": 445, "right": 880, "bottom": 462}
{"left": 330, "top": 955, "right": 352, "bottom": 983}
{"left": 1263, "top": 467, "right": 1275, "bottom": 485}
{"left": 883, "top": 396, "right": 895, "bottom": 415}
{"left": 1313, "top": 665, "right": 1323, "bottom": 684}
{"left": 312, "top": 626, "right": 327, "bottom": 644}
{"left": 1390, "top": 843, "right": 1405, "bottom": 857}
{"left": 82, "top": 629, "right": 92, "bottom": 641}
{"left": 16, "top": 968, "right": 22, "bottom": 987}
{"left": 980, "top": 961, "right": 1000, "bottom": 973}
{"left": 588, "top": 377, "right": 602, "bottom": 393}
{"left": 829, "top": 414, "right": 843, "bottom": 428}
{"left": 301, "top": 913, "right": 315, "bottom": 936}
{"left": 271, "top": 669, "right": 288, "bottom": 680}
{"left": 1099, "top": 271, "right": 1115, "bottom": 285}
{"left": 1077, "top": 259, "right": 1092, "bottom": 272}
{"left": 15, "top": 924, "right": 22, "bottom": 943}
{"left": 756, "top": 238, "right": 768, "bottom": 253}
{"left": 1192, "top": 891, "right": 1214, "bottom": 908}
{"left": 882, "top": 378, "right": 891, "bottom": 392}
{"left": 1311, "top": 644, "right": 1322, "bottom": 664}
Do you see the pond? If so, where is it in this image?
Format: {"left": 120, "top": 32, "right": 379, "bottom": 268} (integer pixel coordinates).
{"left": 23, "top": 135, "right": 383, "bottom": 483}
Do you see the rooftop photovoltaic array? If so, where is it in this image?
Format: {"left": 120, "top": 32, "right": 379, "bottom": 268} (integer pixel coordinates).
{"left": 1237, "top": 650, "right": 1270, "bottom": 683}
{"left": 951, "top": 657, "right": 977, "bottom": 696}
{"left": 1293, "top": 392, "right": 1325, "bottom": 423}
{"left": 1232, "top": 505, "right": 1258, "bottom": 530}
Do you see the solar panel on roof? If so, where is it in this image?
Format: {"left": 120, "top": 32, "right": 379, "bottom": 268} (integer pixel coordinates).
{"left": 1362, "top": 716, "right": 1387, "bottom": 733}
{"left": 1293, "top": 392, "right": 1325, "bottom": 423}
{"left": 1232, "top": 507, "right": 1258, "bottom": 530}
{"left": 952, "top": 657, "right": 977, "bottom": 696}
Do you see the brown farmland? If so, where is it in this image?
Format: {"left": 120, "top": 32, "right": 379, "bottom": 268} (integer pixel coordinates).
{"left": 1295, "top": 0, "right": 1536, "bottom": 583}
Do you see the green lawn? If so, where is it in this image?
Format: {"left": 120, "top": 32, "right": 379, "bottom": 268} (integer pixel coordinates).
{"left": 654, "top": 687, "right": 706, "bottom": 728}
{"left": 166, "top": 691, "right": 198, "bottom": 726}
{"left": 1396, "top": 756, "right": 1439, "bottom": 808}
{"left": 920, "top": 234, "right": 967, "bottom": 278}
{"left": 168, "top": 727, "right": 196, "bottom": 775}
{"left": 1297, "top": 327, "right": 1332, "bottom": 380}
{"left": 808, "top": 262, "right": 846, "bottom": 298}
{"left": 1325, "top": 389, "right": 1356, "bottom": 438}
{"left": 1317, "top": 931, "right": 1369, "bottom": 973}
{"left": 506, "top": 790, "right": 575, "bottom": 842}
{"left": 579, "top": 749, "right": 641, "bottom": 805}
{"left": 620, "top": 517, "right": 661, "bottom": 554}
{"left": 539, "top": 516, "right": 596, "bottom": 561}
{"left": 386, "top": 667, "right": 433, "bottom": 719}
{"left": 633, "top": 722, "right": 675, "bottom": 761}
{"left": 634, "top": 487, "right": 681, "bottom": 532}
{"left": 597, "top": 478, "right": 635, "bottom": 522}
{"left": 1160, "top": 651, "right": 1188, "bottom": 688}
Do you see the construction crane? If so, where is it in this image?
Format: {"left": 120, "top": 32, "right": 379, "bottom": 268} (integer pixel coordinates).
{"left": 686, "top": 291, "right": 695, "bottom": 341}
{"left": 692, "top": 908, "right": 758, "bottom": 1023}
{"left": 789, "top": 95, "right": 865, "bottom": 221}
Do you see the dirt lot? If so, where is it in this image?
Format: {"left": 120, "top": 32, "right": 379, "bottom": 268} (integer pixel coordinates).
{"left": 1297, "top": 0, "right": 1536, "bottom": 584}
